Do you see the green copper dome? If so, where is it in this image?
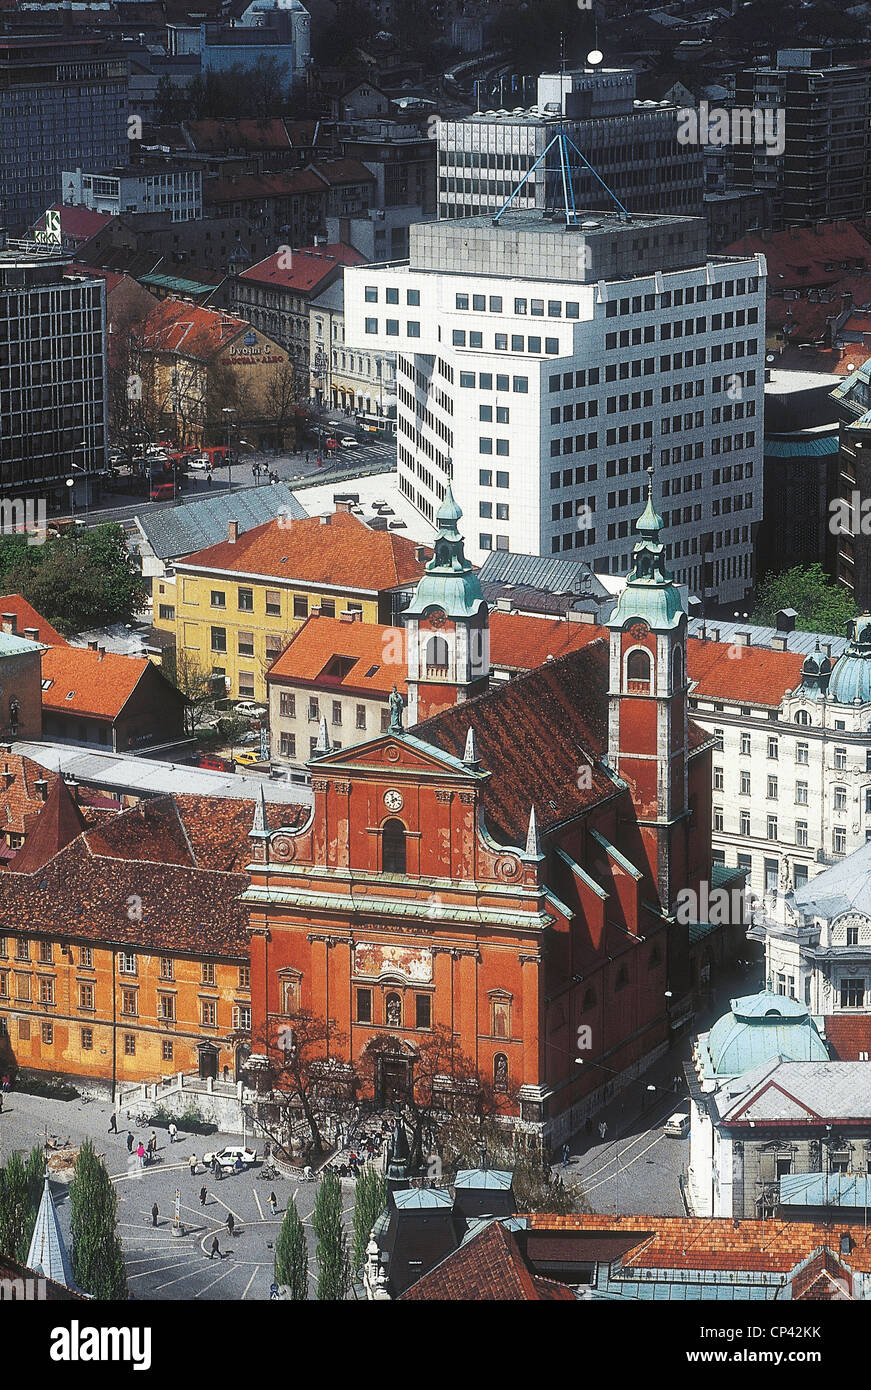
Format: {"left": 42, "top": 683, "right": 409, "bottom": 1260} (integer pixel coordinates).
{"left": 702, "top": 990, "right": 828, "bottom": 1079}
{"left": 826, "top": 615, "right": 871, "bottom": 705}
{"left": 404, "top": 485, "right": 488, "bottom": 621}
{"left": 608, "top": 470, "right": 685, "bottom": 631}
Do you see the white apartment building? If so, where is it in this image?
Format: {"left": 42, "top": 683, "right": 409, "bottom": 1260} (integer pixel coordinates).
{"left": 437, "top": 67, "right": 704, "bottom": 221}
{"left": 688, "top": 615, "right": 871, "bottom": 898}
{"left": 343, "top": 210, "right": 766, "bottom": 602}
{"left": 309, "top": 277, "right": 396, "bottom": 415}
{"left": 62, "top": 165, "right": 202, "bottom": 222}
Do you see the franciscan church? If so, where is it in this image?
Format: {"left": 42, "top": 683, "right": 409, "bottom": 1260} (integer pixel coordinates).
{"left": 244, "top": 479, "right": 728, "bottom": 1142}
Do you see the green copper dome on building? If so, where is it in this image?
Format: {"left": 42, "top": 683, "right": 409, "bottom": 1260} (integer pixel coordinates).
{"left": 607, "top": 469, "right": 684, "bottom": 631}
{"left": 697, "top": 990, "right": 828, "bottom": 1081}
{"left": 404, "top": 485, "right": 488, "bottom": 621}
{"left": 825, "top": 614, "right": 871, "bottom": 705}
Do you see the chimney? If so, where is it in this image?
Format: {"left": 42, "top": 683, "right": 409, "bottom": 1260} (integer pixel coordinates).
{"left": 775, "top": 607, "right": 797, "bottom": 633}
{"left": 340, "top": 610, "right": 362, "bottom": 623}
{"left": 23, "top": 628, "right": 38, "bottom": 641}
{"left": 1, "top": 613, "right": 16, "bottom": 634}
{"left": 823, "top": 641, "right": 832, "bottom": 658}
{"left": 88, "top": 640, "right": 99, "bottom": 650}
{"left": 414, "top": 545, "right": 427, "bottom": 563}
{"left": 709, "top": 627, "right": 720, "bottom": 642}
{"left": 772, "top": 635, "right": 788, "bottom": 651}
{"left": 98, "top": 647, "right": 105, "bottom": 660}
{"left": 334, "top": 501, "right": 353, "bottom": 514}
{"left": 567, "top": 608, "right": 593, "bottom": 624}
{"left": 320, "top": 515, "right": 331, "bottom": 526}
{"left": 496, "top": 596, "right": 513, "bottom": 612}
{"left": 736, "top": 631, "right": 751, "bottom": 646}
{"left": 35, "top": 778, "right": 48, "bottom": 801}
{"left": 228, "top": 520, "right": 240, "bottom": 542}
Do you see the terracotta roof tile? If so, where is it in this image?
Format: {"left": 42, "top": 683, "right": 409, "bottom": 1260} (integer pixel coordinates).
{"left": 135, "top": 300, "right": 248, "bottom": 360}
{"left": 10, "top": 776, "right": 87, "bottom": 874}
{"left": 0, "top": 594, "right": 68, "bottom": 646}
{"left": 40, "top": 647, "right": 151, "bottom": 721}
{"left": 266, "top": 614, "right": 406, "bottom": 696}
{"left": 400, "top": 1220, "right": 573, "bottom": 1301}
{"left": 824, "top": 1014, "right": 871, "bottom": 1060}
{"left": 179, "top": 511, "right": 431, "bottom": 592}
{"left": 239, "top": 242, "right": 364, "bottom": 294}
{"left": 724, "top": 222, "right": 871, "bottom": 289}
{"left": 0, "top": 755, "right": 59, "bottom": 840}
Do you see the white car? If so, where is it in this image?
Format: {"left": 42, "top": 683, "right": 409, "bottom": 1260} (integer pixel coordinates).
{"left": 234, "top": 701, "right": 267, "bottom": 719}
{"left": 339, "top": 436, "right": 360, "bottom": 448}
{"left": 664, "top": 1111, "right": 690, "bottom": 1138}
{"left": 187, "top": 455, "right": 211, "bottom": 471}
{"left": 202, "top": 1145, "right": 258, "bottom": 1171}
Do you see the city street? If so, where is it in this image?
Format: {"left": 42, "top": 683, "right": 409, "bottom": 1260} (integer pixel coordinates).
{"left": 0, "top": 1090, "right": 358, "bottom": 1300}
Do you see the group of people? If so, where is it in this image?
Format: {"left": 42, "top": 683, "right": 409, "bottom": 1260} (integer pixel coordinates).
{"left": 251, "top": 463, "right": 281, "bottom": 485}
{"left": 126, "top": 1130, "right": 162, "bottom": 1167}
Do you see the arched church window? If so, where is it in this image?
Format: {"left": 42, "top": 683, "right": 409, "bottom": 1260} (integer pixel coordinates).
{"left": 425, "top": 634, "right": 449, "bottom": 674}
{"left": 382, "top": 819, "right": 407, "bottom": 874}
{"left": 626, "top": 648, "right": 651, "bottom": 693}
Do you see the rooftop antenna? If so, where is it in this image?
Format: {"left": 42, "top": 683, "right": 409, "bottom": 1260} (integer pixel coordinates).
{"left": 492, "top": 125, "right": 630, "bottom": 226}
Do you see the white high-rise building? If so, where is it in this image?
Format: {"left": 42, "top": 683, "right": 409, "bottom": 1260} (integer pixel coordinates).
{"left": 343, "top": 210, "right": 766, "bottom": 603}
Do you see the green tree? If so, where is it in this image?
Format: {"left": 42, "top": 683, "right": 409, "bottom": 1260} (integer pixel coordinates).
{"left": 0, "top": 523, "right": 147, "bottom": 635}
{"left": 312, "top": 1171, "right": 350, "bottom": 1301}
{"left": 274, "top": 1194, "right": 308, "bottom": 1299}
{"left": 750, "top": 563, "right": 856, "bottom": 637}
{"left": 352, "top": 1163, "right": 387, "bottom": 1277}
{"left": 69, "top": 1139, "right": 127, "bottom": 1300}
{"left": 0, "top": 1148, "right": 43, "bottom": 1262}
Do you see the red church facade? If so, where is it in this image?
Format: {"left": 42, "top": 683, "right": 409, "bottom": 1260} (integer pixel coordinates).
{"left": 244, "top": 484, "right": 716, "bottom": 1142}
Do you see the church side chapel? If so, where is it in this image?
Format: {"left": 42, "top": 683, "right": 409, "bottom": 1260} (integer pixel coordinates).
{"left": 244, "top": 478, "right": 719, "bottom": 1141}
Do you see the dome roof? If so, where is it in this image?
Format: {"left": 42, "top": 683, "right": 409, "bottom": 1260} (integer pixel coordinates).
{"left": 826, "top": 615, "right": 871, "bottom": 704}
{"left": 702, "top": 990, "right": 828, "bottom": 1078}
{"left": 404, "top": 485, "right": 488, "bottom": 622}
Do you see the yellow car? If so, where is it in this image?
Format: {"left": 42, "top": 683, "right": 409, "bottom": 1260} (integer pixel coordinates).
{"left": 234, "top": 750, "right": 261, "bottom": 767}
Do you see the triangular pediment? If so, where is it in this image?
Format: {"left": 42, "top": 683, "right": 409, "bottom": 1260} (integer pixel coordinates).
{"left": 729, "top": 1080, "right": 821, "bottom": 1124}
{"left": 306, "top": 731, "right": 486, "bottom": 782}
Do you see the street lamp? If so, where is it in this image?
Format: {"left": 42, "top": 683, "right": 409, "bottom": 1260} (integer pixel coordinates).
{"left": 222, "top": 407, "right": 236, "bottom": 491}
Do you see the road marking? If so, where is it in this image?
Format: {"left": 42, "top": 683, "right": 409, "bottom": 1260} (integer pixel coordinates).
{"left": 194, "top": 1262, "right": 240, "bottom": 1298}
{"left": 241, "top": 1268, "right": 258, "bottom": 1301}
{"left": 582, "top": 1132, "right": 668, "bottom": 1195}
{"left": 252, "top": 1188, "right": 264, "bottom": 1220}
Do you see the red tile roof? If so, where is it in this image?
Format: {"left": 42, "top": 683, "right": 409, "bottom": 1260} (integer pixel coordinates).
{"left": 66, "top": 264, "right": 127, "bottom": 296}
{"left": 10, "top": 775, "right": 87, "bottom": 874}
{"left": 205, "top": 169, "right": 328, "bottom": 203}
{"left": 309, "top": 158, "right": 377, "bottom": 187}
{"left": 824, "top": 1014, "right": 871, "bottom": 1060}
{"left": 0, "top": 594, "right": 67, "bottom": 646}
{"left": 266, "top": 613, "right": 406, "bottom": 695}
{"left": 32, "top": 203, "right": 113, "bottom": 244}
{"left": 179, "top": 510, "right": 431, "bottom": 592}
{"left": 400, "top": 1220, "right": 574, "bottom": 1301}
{"left": 239, "top": 242, "right": 365, "bottom": 294}
{"left": 184, "top": 118, "right": 292, "bottom": 152}
{"left": 0, "top": 754, "right": 59, "bottom": 840}
{"left": 135, "top": 300, "right": 248, "bottom": 360}
{"left": 725, "top": 222, "right": 871, "bottom": 290}
{"left": 526, "top": 1213, "right": 871, "bottom": 1275}
{"left": 40, "top": 647, "right": 153, "bottom": 722}
{"left": 766, "top": 295, "right": 849, "bottom": 344}
{"left": 488, "top": 610, "right": 804, "bottom": 707}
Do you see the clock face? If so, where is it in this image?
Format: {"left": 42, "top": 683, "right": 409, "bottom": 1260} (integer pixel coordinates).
{"left": 383, "top": 789, "right": 404, "bottom": 813}
{"left": 427, "top": 609, "right": 447, "bottom": 629}
{"left": 629, "top": 621, "right": 649, "bottom": 641}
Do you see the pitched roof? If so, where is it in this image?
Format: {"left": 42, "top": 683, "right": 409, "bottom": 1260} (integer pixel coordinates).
{"left": 40, "top": 646, "right": 174, "bottom": 722}
{"left": 0, "top": 753, "right": 59, "bottom": 839}
{"left": 135, "top": 300, "right": 247, "bottom": 359}
{"left": 0, "top": 593, "right": 68, "bottom": 646}
{"left": 0, "top": 792, "right": 299, "bottom": 956}
{"left": 32, "top": 203, "right": 113, "bottom": 244}
{"left": 526, "top": 1213, "right": 871, "bottom": 1275}
{"left": 400, "top": 1219, "right": 574, "bottom": 1301}
{"left": 184, "top": 117, "right": 292, "bottom": 152}
{"left": 135, "top": 483, "right": 307, "bottom": 562}
{"left": 824, "top": 1014, "right": 871, "bottom": 1060}
{"left": 309, "top": 157, "right": 377, "bottom": 187}
{"left": 489, "top": 610, "right": 604, "bottom": 671}
{"left": 724, "top": 222, "right": 871, "bottom": 289}
{"left": 10, "top": 776, "right": 88, "bottom": 874}
{"left": 686, "top": 636, "right": 804, "bottom": 705}
{"left": 238, "top": 242, "right": 365, "bottom": 294}
{"left": 205, "top": 169, "right": 328, "bottom": 203}
{"left": 266, "top": 613, "right": 407, "bottom": 695}
{"left": 178, "top": 510, "right": 431, "bottom": 591}
{"left": 26, "top": 1177, "right": 75, "bottom": 1288}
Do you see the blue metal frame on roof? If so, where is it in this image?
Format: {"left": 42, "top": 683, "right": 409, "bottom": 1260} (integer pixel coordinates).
{"left": 491, "top": 126, "right": 630, "bottom": 226}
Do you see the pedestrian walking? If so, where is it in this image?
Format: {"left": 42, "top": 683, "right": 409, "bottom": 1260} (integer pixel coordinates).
{"left": 151, "top": 1203, "right": 159, "bottom": 1228}
{"left": 305, "top": 453, "right": 310, "bottom": 465}
{"left": 200, "top": 1185, "right": 207, "bottom": 1207}
{"left": 226, "top": 1213, "right": 235, "bottom": 1237}
{"left": 126, "top": 1131, "right": 134, "bottom": 1153}
{"left": 0, "top": 1092, "right": 3, "bottom": 1113}
{"left": 137, "top": 1142, "right": 146, "bottom": 1168}
{"left": 211, "top": 1157, "right": 221, "bottom": 1180}
{"left": 108, "top": 1113, "right": 117, "bottom": 1134}
{"left": 168, "top": 1122, "right": 177, "bottom": 1144}
{"left": 207, "top": 471, "right": 212, "bottom": 487}
{"left": 268, "top": 1191, "right": 277, "bottom": 1216}
{"left": 562, "top": 1143, "right": 570, "bottom": 1167}
{"left": 598, "top": 1121, "right": 608, "bottom": 1141}
{"left": 210, "top": 1236, "right": 221, "bottom": 1260}
{"left": 189, "top": 1154, "right": 198, "bottom": 1176}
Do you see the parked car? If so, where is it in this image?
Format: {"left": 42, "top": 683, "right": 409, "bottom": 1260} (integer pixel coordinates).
{"left": 187, "top": 454, "right": 211, "bottom": 471}
{"left": 234, "top": 749, "right": 262, "bottom": 767}
{"left": 196, "top": 752, "right": 234, "bottom": 772}
{"left": 664, "top": 1111, "right": 690, "bottom": 1138}
{"left": 239, "top": 730, "right": 259, "bottom": 745}
{"left": 202, "top": 1145, "right": 258, "bottom": 1171}
{"left": 149, "top": 481, "right": 176, "bottom": 501}
{"left": 234, "top": 701, "right": 267, "bottom": 718}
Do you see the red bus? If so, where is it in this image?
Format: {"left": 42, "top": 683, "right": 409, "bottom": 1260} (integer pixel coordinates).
{"left": 202, "top": 445, "right": 230, "bottom": 467}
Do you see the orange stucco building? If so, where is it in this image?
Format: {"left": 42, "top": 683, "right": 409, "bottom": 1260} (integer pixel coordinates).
{"left": 244, "top": 484, "right": 716, "bottom": 1141}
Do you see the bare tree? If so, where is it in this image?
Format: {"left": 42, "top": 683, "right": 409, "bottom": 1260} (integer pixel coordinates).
{"left": 263, "top": 361, "right": 299, "bottom": 450}
{"left": 249, "top": 1014, "right": 348, "bottom": 1159}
